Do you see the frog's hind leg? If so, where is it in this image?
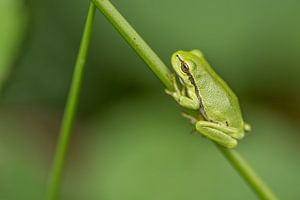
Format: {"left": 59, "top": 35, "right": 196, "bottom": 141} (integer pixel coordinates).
{"left": 195, "top": 121, "right": 238, "bottom": 148}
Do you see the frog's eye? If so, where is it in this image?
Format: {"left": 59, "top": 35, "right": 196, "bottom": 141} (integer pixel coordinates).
{"left": 180, "top": 62, "right": 189, "bottom": 73}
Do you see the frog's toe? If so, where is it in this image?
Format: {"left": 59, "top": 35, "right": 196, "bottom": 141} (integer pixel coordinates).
{"left": 244, "top": 123, "right": 251, "bottom": 132}
{"left": 164, "top": 89, "right": 173, "bottom": 95}
{"left": 181, "top": 112, "right": 198, "bottom": 125}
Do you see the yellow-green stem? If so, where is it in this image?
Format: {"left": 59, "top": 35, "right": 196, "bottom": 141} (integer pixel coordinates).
{"left": 46, "top": 2, "right": 95, "bottom": 200}
{"left": 216, "top": 144, "right": 278, "bottom": 200}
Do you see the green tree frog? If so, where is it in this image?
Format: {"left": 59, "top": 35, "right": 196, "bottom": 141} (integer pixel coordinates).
{"left": 166, "top": 49, "right": 251, "bottom": 148}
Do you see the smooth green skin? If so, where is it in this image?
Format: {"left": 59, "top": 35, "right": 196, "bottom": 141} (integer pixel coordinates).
{"left": 167, "top": 49, "right": 250, "bottom": 148}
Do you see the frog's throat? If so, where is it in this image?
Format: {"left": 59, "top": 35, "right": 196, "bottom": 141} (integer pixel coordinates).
{"left": 186, "top": 72, "right": 209, "bottom": 121}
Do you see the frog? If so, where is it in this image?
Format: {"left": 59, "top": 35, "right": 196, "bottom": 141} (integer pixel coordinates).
{"left": 166, "top": 49, "right": 251, "bottom": 148}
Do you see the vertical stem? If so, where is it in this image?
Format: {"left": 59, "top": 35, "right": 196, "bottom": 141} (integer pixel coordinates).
{"left": 216, "top": 144, "right": 278, "bottom": 200}
{"left": 46, "top": 2, "right": 95, "bottom": 200}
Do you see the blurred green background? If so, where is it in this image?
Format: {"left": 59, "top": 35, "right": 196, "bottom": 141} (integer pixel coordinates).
{"left": 1, "top": 0, "right": 300, "bottom": 199}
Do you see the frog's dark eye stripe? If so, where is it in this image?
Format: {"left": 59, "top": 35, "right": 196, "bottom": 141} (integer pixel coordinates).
{"left": 176, "top": 55, "right": 189, "bottom": 73}
{"left": 176, "top": 54, "right": 209, "bottom": 121}
{"left": 176, "top": 54, "right": 183, "bottom": 62}
{"left": 180, "top": 63, "right": 189, "bottom": 73}
{"left": 187, "top": 69, "right": 209, "bottom": 121}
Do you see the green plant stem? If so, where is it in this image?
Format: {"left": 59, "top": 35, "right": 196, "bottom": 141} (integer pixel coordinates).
{"left": 92, "top": 0, "right": 173, "bottom": 91}
{"left": 216, "top": 144, "right": 278, "bottom": 200}
{"left": 46, "top": 2, "right": 95, "bottom": 200}
{"left": 92, "top": 0, "right": 278, "bottom": 199}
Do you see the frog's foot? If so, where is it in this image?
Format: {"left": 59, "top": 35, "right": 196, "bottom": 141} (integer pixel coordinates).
{"left": 181, "top": 112, "right": 198, "bottom": 125}
{"left": 195, "top": 121, "right": 238, "bottom": 148}
{"left": 180, "top": 113, "right": 200, "bottom": 135}
{"left": 165, "top": 89, "right": 181, "bottom": 104}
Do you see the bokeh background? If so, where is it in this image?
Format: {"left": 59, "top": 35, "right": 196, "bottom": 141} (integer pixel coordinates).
{"left": 1, "top": 0, "right": 300, "bottom": 199}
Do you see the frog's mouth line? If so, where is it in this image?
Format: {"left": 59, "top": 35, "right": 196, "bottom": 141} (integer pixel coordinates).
{"left": 176, "top": 55, "right": 209, "bottom": 121}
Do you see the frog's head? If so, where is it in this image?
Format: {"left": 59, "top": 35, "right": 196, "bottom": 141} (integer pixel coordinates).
{"left": 171, "top": 49, "right": 204, "bottom": 87}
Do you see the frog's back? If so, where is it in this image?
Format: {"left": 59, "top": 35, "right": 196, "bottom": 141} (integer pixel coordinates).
{"left": 195, "top": 58, "right": 244, "bottom": 129}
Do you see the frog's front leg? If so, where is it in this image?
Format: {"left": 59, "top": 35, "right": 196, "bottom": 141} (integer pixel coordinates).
{"left": 195, "top": 121, "right": 238, "bottom": 148}
{"left": 165, "top": 75, "right": 200, "bottom": 110}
